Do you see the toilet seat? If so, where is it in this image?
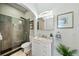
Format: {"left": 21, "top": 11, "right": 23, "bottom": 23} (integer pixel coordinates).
{"left": 21, "top": 36, "right": 33, "bottom": 54}
{"left": 21, "top": 42, "right": 31, "bottom": 48}
{"left": 21, "top": 42, "right": 32, "bottom": 54}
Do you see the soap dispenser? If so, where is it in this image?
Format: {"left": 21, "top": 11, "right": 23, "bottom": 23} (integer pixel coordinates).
{"left": 55, "top": 31, "right": 62, "bottom": 41}
{"left": 50, "top": 33, "right": 53, "bottom": 40}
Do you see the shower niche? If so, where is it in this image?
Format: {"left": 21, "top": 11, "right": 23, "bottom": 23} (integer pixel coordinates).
{"left": 0, "top": 14, "right": 30, "bottom": 55}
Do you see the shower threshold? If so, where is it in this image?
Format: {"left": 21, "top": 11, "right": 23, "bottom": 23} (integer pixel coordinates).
{"left": 1, "top": 46, "right": 22, "bottom": 56}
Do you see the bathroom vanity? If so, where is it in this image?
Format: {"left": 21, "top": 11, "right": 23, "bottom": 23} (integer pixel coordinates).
{"left": 32, "top": 37, "right": 53, "bottom": 56}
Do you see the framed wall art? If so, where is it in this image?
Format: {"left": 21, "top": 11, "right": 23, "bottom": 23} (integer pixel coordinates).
{"left": 57, "top": 12, "right": 74, "bottom": 29}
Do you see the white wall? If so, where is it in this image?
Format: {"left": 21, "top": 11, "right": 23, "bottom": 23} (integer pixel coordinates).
{"left": 35, "top": 3, "right": 79, "bottom": 55}
{"left": 18, "top": 3, "right": 39, "bottom": 36}
{"left": 24, "top": 11, "right": 35, "bottom": 21}
{"left": 0, "top": 3, "right": 25, "bottom": 18}
{"left": 21, "top": 3, "right": 38, "bottom": 18}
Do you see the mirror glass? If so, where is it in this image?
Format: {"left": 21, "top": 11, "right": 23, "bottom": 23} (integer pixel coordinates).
{"left": 37, "top": 16, "right": 54, "bottom": 31}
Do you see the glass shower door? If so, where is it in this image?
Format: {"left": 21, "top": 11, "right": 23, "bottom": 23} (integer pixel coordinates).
{"left": 0, "top": 14, "right": 30, "bottom": 55}
{"left": 11, "top": 18, "right": 24, "bottom": 48}
{"left": 0, "top": 14, "right": 12, "bottom": 55}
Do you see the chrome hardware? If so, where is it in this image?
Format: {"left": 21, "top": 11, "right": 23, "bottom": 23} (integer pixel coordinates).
{"left": 55, "top": 32, "right": 62, "bottom": 40}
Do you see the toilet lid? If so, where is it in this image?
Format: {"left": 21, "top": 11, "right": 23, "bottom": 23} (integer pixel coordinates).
{"left": 21, "top": 42, "right": 31, "bottom": 48}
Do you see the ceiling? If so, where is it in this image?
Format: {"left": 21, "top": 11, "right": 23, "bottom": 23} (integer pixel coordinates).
{"left": 7, "top": 3, "right": 79, "bottom": 17}
{"left": 7, "top": 3, "right": 28, "bottom": 13}
{"left": 31, "top": 3, "right": 79, "bottom": 14}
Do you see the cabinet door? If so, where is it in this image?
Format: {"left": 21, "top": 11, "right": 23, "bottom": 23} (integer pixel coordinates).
{"left": 32, "top": 39, "right": 52, "bottom": 56}
{"left": 32, "top": 40, "right": 42, "bottom": 56}
{"left": 41, "top": 41, "right": 51, "bottom": 56}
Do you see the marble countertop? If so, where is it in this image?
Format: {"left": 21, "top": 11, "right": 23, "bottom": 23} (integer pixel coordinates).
{"left": 33, "top": 36, "right": 53, "bottom": 43}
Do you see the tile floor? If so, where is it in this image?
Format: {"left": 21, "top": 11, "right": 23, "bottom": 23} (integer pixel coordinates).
{"left": 10, "top": 50, "right": 32, "bottom": 56}
{"left": 10, "top": 50, "right": 26, "bottom": 56}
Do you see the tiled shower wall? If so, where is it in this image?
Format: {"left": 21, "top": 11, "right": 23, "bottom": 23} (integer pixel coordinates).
{"left": 0, "top": 14, "right": 30, "bottom": 55}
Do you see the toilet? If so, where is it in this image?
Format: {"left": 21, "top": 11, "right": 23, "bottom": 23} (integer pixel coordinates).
{"left": 21, "top": 36, "right": 33, "bottom": 55}
{"left": 21, "top": 42, "right": 31, "bottom": 55}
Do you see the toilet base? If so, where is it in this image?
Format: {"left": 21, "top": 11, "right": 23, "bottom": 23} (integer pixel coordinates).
{"left": 25, "top": 50, "right": 32, "bottom": 56}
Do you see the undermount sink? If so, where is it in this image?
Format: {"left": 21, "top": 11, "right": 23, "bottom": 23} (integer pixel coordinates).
{"left": 33, "top": 36, "right": 52, "bottom": 43}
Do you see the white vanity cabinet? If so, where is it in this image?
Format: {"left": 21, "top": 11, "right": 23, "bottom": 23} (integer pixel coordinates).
{"left": 32, "top": 38, "right": 53, "bottom": 56}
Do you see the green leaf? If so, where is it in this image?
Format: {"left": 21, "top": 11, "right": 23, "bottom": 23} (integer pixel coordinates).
{"left": 56, "top": 43, "right": 77, "bottom": 56}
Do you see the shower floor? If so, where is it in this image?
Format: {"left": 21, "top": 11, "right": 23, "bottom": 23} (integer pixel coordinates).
{"left": 1, "top": 47, "right": 22, "bottom": 56}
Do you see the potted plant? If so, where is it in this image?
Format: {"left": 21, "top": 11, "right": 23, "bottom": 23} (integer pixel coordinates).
{"left": 56, "top": 43, "right": 77, "bottom": 56}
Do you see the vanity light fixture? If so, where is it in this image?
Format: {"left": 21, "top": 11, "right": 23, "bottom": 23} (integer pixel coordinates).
{"left": 38, "top": 10, "right": 53, "bottom": 18}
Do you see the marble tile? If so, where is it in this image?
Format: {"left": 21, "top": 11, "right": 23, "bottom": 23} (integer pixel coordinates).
{"left": 10, "top": 50, "right": 32, "bottom": 56}
{"left": 10, "top": 50, "right": 26, "bottom": 56}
